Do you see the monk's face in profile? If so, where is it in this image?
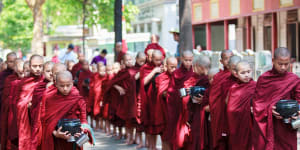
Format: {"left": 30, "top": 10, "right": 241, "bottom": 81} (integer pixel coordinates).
{"left": 113, "top": 63, "right": 120, "bottom": 74}
{"left": 166, "top": 60, "right": 177, "bottom": 74}
{"left": 6, "top": 55, "right": 17, "bottom": 70}
{"left": 123, "top": 55, "right": 134, "bottom": 68}
{"left": 56, "top": 77, "right": 73, "bottom": 96}
{"left": 152, "top": 55, "right": 163, "bottom": 66}
{"left": 78, "top": 54, "right": 85, "bottom": 63}
{"left": 194, "top": 65, "right": 208, "bottom": 76}
{"left": 23, "top": 63, "right": 30, "bottom": 77}
{"left": 220, "top": 53, "right": 233, "bottom": 70}
{"left": 106, "top": 66, "right": 113, "bottom": 75}
{"left": 136, "top": 56, "right": 146, "bottom": 66}
{"left": 15, "top": 63, "right": 24, "bottom": 78}
{"left": 181, "top": 55, "right": 193, "bottom": 70}
{"left": 82, "top": 61, "right": 90, "bottom": 71}
{"left": 273, "top": 56, "right": 290, "bottom": 74}
{"left": 236, "top": 64, "right": 252, "bottom": 83}
{"left": 44, "top": 64, "right": 53, "bottom": 82}
{"left": 30, "top": 58, "right": 43, "bottom": 76}
{"left": 67, "top": 62, "right": 75, "bottom": 71}
{"left": 229, "top": 64, "right": 237, "bottom": 77}
{"left": 115, "top": 43, "right": 122, "bottom": 53}
{"left": 98, "top": 66, "right": 106, "bottom": 76}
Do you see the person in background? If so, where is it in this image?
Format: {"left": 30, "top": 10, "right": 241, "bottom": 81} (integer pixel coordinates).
{"left": 169, "top": 28, "right": 180, "bottom": 59}
{"left": 51, "top": 50, "right": 60, "bottom": 63}
{"left": 91, "top": 49, "right": 108, "bottom": 65}
{"left": 59, "top": 44, "right": 77, "bottom": 63}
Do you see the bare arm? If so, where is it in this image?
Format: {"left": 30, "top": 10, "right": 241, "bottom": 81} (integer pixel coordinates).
{"left": 143, "top": 67, "right": 162, "bottom": 85}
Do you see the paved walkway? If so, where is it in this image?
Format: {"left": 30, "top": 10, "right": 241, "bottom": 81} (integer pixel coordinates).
{"left": 84, "top": 130, "right": 162, "bottom": 150}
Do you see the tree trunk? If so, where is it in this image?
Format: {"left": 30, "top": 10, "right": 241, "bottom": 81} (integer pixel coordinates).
{"left": 114, "top": 0, "right": 122, "bottom": 61}
{"left": 179, "top": 0, "right": 193, "bottom": 53}
{"left": 27, "top": 0, "right": 45, "bottom": 55}
{"left": 82, "top": 0, "right": 87, "bottom": 55}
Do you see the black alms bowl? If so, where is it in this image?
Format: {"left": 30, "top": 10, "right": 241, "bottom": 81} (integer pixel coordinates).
{"left": 276, "top": 100, "right": 299, "bottom": 123}
{"left": 57, "top": 118, "right": 81, "bottom": 135}
{"left": 190, "top": 86, "right": 206, "bottom": 98}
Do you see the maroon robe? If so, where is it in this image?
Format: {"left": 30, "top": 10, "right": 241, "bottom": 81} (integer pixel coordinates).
{"left": 187, "top": 76, "right": 210, "bottom": 150}
{"left": 8, "top": 77, "right": 22, "bottom": 148}
{"left": 144, "top": 43, "right": 166, "bottom": 58}
{"left": 16, "top": 75, "right": 44, "bottom": 150}
{"left": 89, "top": 73, "right": 106, "bottom": 116}
{"left": 41, "top": 87, "right": 89, "bottom": 150}
{"left": 0, "top": 74, "right": 18, "bottom": 150}
{"left": 139, "top": 63, "right": 155, "bottom": 128}
{"left": 30, "top": 79, "right": 50, "bottom": 150}
{"left": 131, "top": 64, "right": 143, "bottom": 131}
{"left": 101, "top": 74, "right": 114, "bottom": 119}
{"left": 166, "top": 66, "right": 201, "bottom": 149}
{"left": 227, "top": 80, "right": 256, "bottom": 150}
{"left": 105, "top": 67, "right": 137, "bottom": 126}
{"left": 71, "top": 62, "right": 82, "bottom": 79}
{"left": 155, "top": 72, "right": 172, "bottom": 140}
{"left": 252, "top": 68, "right": 300, "bottom": 150}
{"left": 78, "top": 69, "right": 93, "bottom": 113}
{"left": 208, "top": 69, "right": 231, "bottom": 149}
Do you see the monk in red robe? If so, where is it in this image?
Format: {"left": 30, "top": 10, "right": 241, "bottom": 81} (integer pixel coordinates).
{"left": 226, "top": 61, "right": 256, "bottom": 150}
{"left": 41, "top": 71, "right": 94, "bottom": 150}
{"left": 66, "top": 60, "right": 75, "bottom": 72}
{"left": 144, "top": 34, "right": 166, "bottom": 58}
{"left": 16, "top": 55, "right": 44, "bottom": 150}
{"left": 208, "top": 50, "right": 233, "bottom": 150}
{"left": 78, "top": 60, "right": 93, "bottom": 111}
{"left": 167, "top": 51, "right": 204, "bottom": 149}
{"left": 252, "top": 47, "right": 300, "bottom": 150}
{"left": 116, "top": 42, "right": 126, "bottom": 63}
{"left": 89, "top": 64, "right": 106, "bottom": 129}
{"left": 30, "top": 61, "right": 54, "bottom": 150}
{"left": 0, "top": 52, "right": 17, "bottom": 114}
{"left": 1, "top": 58, "right": 23, "bottom": 150}
{"left": 141, "top": 50, "right": 164, "bottom": 149}
{"left": 131, "top": 52, "right": 146, "bottom": 149}
{"left": 155, "top": 57, "right": 178, "bottom": 150}
{"left": 107, "top": 54, "right": 137, "bottom": 144}
{"left": 101, "top": 65, "right": 114, "bottom": 135}
{"left": 187, "top": 56, "right": 211, "bottom": 150}
{"left": 71, "top": 53, "right": 85, "bottom": 81}
{"left": 23, "top": 61, "right": 30, "bottom": 77}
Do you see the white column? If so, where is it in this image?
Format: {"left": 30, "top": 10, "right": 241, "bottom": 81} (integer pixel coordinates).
{"left": 136, "top": 24, "right": 141, "bottom": 33}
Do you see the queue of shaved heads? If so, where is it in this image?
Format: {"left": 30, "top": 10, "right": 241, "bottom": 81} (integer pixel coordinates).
{"left": 0, "top": 45, "right": 299, "bottom": 150}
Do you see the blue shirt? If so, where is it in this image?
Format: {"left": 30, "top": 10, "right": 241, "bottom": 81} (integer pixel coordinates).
{"left": 59, "top": 50, "right": 77, "bottom": 63}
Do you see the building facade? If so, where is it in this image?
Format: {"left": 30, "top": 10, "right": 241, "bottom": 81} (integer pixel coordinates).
{"left": 192, "top": 0, "right": 300, "bottom": 61}
{"left": 126, "top": 0, "right": 179, "bottom": 55}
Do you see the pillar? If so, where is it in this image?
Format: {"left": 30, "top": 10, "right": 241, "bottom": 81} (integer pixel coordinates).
{"left": 246, "top": 16, "right": 252, "bottom": 49}
{"left": 224, "top": 20, "right": 229, "bottom": 49}
{"left": 206, "top": 23, "right": 211, "bottom": 50}
{"left": 272, "top": 13, "right": 278, "bottom": 55}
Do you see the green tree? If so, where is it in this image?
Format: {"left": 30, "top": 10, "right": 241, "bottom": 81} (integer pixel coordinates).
{"left": 0, "top": 0, "right": 33, "bottom": 52}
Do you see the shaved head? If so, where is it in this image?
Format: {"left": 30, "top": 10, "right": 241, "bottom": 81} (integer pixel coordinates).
{"left": 52, "top": 63, "right": 67, "bottom": 81}
{"left": 136, "top": 52, "right": 146, "bottom": 66}
{"left": 152, "top": 50, "right": 163, "bottom": 58}
{"left": 194, "top": 55, "right": 211, "bottom": 69}
{"left": 14, "top": 59, "right": 25, "bottom": 78}
{"left": 208, "top": 68, "right": 219, "bottom": 76}
{"left": 7, "top": 52, "right": 17, "bottom": 59}
{"left": 152, "top": 50, "right": 163, "bottom": 66}
{"left": 220, "top": 50, "right": 233, "bottom": 70}
{"left": 235, "top": 61, "right": 251, "bottom": 72}
{"left": 55, "top": 71, "right": 73, "bottom": 95}
{"left": 56, "top": 71, "right": 72, "bottom": 82}
{"left": 29, "top": 54, "right": 44, "bottom": 76}
{"left": 122, "top": 54, "right": 134, "bottom": 67}
{"left": 221, "top": 50, "right": 233, "bottom": 59}
{"left": 44, "top": 61, "right": 54, "bottom": 69}
{"left": 29, "top": 54, "right": 43, "bottom": 65}
{"left": 228, "top": 56, "right": 242, "bottom": 66}
{"left": 136, "top": 52, "right": 146, "bottom": 59}
{"left": 6, "top": 52, "right": 17, "bottom": 70}
{"left": 235, "top": 60, "right": 252, "bottom": 82}
{"left": 274, "top": 47, "right": 291, "bottom": 59}
{"left": 166, "top": 57, "right": 178, "bottom": 74}
{"left": 166, "top": 57, "right": 178, "bottom": 65}
{"left": 182, "top": 50, "right": 193, "bottom": 58}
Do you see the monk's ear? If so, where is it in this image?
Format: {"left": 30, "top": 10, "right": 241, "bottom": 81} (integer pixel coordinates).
{"left": 233, "top": 70, "right": 238, "bottom": 77}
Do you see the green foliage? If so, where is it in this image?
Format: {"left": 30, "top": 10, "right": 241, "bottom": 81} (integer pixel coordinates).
{"left": 0, "top": 0, "right": 33, "bottom": 51}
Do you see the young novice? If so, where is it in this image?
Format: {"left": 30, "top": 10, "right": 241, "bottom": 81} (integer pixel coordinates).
{"left": 226, "top": 61, "right": 256, "bottom": 150}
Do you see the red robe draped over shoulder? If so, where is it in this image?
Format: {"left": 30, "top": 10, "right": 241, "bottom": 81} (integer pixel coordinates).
{"left": 155, "top": 72, "right": 172, "bottom": 140}
{"left": 227, "top": 80, "right": 256, "bottom": 150}
{"left": 106, "top": 67, "right": 137, "bottom": 125}
{"left": 208, "top": 69, "right": 231, "bottom": 149}
{"left": 166, "top": 66, "right": 201, "bottom": 148}
{"left": 41, "top": 87, "right": 88, "bottom": 150}
{"left": 78, "top": 70, "right": 93, "bottom": 113}
{"left": 139, "top": 63, "right": 155, "bottom": 127}
{"left": 252, "top": 68, "right": 300, "bottom": 150}
{"left": 89, "top": 73, "right": 106, "bottom": 116}
{"left": 71, "top": 62, "right": 82, "bottom": 79}
{"left": 101, "top": 74, "right": 114, "bottom": 119}
{"left": 16, "top": 75, "right": 43, "bottom": 150}
{"left": 0, "top": 74, "right": 18, "bottom": 150}
{"left": 144, "top": 43, "right": 166, "bottom": 58}
{"left": 8, "top": 77, "right": 22, "bottom": 147}
{"left": 30, "top": 79, "right": 50, "bottom": 150}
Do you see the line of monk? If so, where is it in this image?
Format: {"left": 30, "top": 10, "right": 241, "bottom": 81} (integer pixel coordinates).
{"left": 0, "top": 46, "right": 299, "bottom": 150}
